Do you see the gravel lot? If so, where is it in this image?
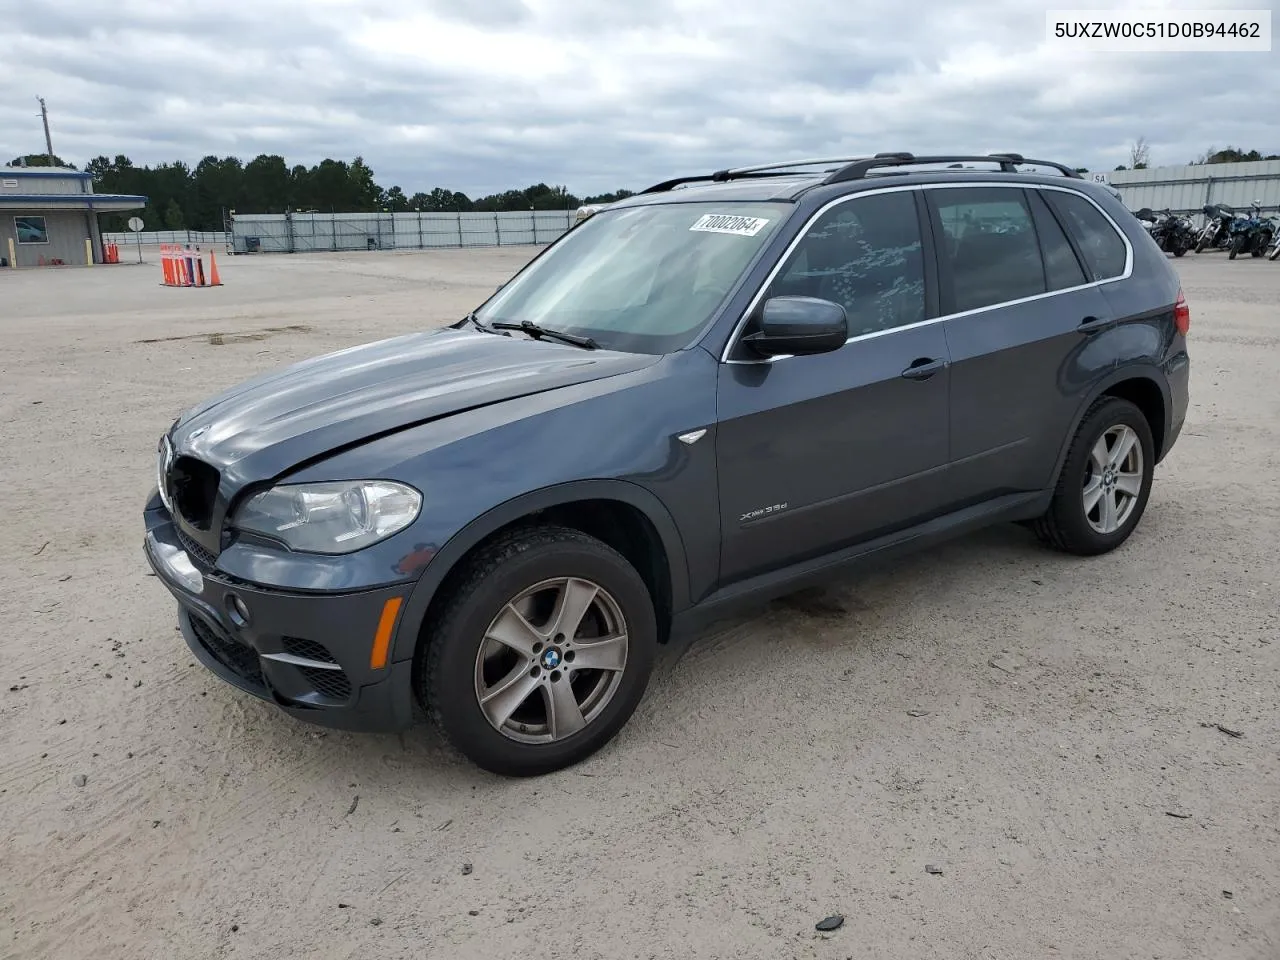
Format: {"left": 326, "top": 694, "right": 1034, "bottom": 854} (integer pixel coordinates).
{"left": 1, "top": 247, "right": 1277, "bottom": 960}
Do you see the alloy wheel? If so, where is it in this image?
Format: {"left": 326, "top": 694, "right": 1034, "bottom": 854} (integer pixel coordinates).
{"left": 473, "top": 577, "right": 629, "bottom": 743}
{"left": 1082, "top": 425, "right": 1144, "bottom": 535}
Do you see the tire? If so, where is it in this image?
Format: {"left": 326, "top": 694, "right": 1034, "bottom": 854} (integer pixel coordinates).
{"left": 1173, "top": 241, "right": 1187, "bottom": 258}
{"left": 1032, "top": 397, "right": 1155, "bottom": 556}
{"left": 1229, "top": 239, "right": 1239, "bottom": 260}
{"left": 1269, "top": 244, "right": 1280, "bottom": 261}
{"left": 1195, "top": 237, "right": 1207, "bottom": 254}
{"left": 418, "top": 525, "right": 657, "bottom": 776}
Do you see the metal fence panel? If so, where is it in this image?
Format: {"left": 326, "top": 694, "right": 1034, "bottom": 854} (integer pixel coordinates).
{"left": 228, "top": 210, "right": 574, "bottom": 255}
{"left": 102, "top": 230, "right": 227, "bottom": 245}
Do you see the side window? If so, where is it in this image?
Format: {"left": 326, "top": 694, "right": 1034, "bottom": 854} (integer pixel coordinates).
{"left": 930, "top": 187, "right": 1045, "bottom": 313}
{"left": 1028, "top": 190, "right": 1088, "bottom": 290}
{"left": 766, "top": 191, "right": 925, "bottom": 338}
{"left": 1044, "top": 190, "right": 1127, "bottom": 281}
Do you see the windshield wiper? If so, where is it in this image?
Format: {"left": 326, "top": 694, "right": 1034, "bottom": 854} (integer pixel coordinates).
{"left": 490, "top": 320, "right": 598, "bottom": 350}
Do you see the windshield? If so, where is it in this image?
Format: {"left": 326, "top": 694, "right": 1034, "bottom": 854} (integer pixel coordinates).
{"left": 476, "top": 201, "right": 790, "bottom": 354}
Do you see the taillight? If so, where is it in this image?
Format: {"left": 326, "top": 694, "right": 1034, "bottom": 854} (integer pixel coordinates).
{"left": 1173, "top": 289, "right": 1190, "bottom": 335}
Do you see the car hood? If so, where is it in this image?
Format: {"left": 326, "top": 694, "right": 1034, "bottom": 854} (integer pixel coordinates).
{"left": 168, "top": 327, "right": 659, "bottom": 487}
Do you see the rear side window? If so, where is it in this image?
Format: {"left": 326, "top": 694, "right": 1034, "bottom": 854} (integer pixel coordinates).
{"left": 1044, "top": 190, "right": 1128, "bottom": 281}
{"left": 929, "top": 188, "right": 1045, "bottom": 313}
{"left": 1028, "top": 190, "right": 1088, "bottom": 291}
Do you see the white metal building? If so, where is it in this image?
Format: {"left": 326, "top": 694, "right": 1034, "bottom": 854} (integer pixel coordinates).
{"left": 0, "top": 167, "right": 146, "bottom": 268}
{"left": 1087, "top": 160, "right": 1280, "bottom": 225}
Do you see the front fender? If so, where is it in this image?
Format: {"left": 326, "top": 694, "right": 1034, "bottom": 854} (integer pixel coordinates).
{"left": 388, "top": 479, "right": 691, "bottom": 664}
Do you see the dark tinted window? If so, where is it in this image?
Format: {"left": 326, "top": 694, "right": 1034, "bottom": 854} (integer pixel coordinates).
{"left": 1028, "top": 190, "right": 1088, "bottom": 290}
{"left": 767, "top": 191, "right": 925, "bottom": 337}
{"left": 931, "top": 188, "right": 1046, "bottom": 313}
{"left": 1044, "top": 190, "right": 1127, "bottom": 281}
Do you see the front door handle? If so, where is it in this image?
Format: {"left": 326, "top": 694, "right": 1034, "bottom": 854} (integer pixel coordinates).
{"left": 1077, "top": 315, "right": 1116, "bottom": 335}
{"left": 901, "top": 357, "right": 946, "bottom": 381}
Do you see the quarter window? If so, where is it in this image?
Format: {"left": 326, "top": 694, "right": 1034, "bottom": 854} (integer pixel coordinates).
{"left": 930, "top": 188, "right": 1045, "bottom": 313}
{"left": 765, "top": 191, "right": 925, "bottom": 338}
{"left": 1028, "top": 190, "right": 1088, "bottom": 291}
{"left": 1044, "top": 190, "right": 1127, "bottom": 281}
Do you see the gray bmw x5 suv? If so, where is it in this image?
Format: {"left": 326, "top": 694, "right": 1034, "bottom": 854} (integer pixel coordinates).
{"left": 144, "top": 152, "right": 1190, "bottom": 776}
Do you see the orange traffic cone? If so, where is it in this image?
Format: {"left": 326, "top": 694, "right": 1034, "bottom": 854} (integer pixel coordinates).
{"left": 207, "top": 248, "right": 222, "bottom": 286}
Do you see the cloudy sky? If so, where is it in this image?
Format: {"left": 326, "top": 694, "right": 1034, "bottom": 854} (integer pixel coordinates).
{"left": 1, "top": 0, "right": 1276, "bottom": 197}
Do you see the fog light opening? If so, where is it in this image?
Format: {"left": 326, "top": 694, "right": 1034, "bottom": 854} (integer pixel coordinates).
{"left": 225, "top": 593, "right": 251, "bottom": 627}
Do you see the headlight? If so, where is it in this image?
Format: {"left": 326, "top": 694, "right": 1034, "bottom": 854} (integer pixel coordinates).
{"left": 232, "top": 480, "right": 422, "bottom": 554}
{"left": 156, "top": 435, "right": 174, "bottom": 513}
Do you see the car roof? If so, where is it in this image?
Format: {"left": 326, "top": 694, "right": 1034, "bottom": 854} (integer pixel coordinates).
{"left": 609, "top": 154, "right": 1101, "bottom": 210}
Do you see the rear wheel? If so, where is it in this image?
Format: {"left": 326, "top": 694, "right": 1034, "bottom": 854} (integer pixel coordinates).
{"left": 419, "top": 525, "right": 657, "bottom": 776}
{"left": 1033, "top": 397, "right": 1154, "bottom": 556}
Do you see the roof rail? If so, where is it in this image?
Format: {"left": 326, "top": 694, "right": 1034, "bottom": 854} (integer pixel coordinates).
{"left": 641, "top": 152, "right": 1083, "bottom": 194}
{"left": 824, "top": 153, "right": 1083, "bottom": 184}
{"left": 640, "top": 156, "right": 869, "bottom": 194}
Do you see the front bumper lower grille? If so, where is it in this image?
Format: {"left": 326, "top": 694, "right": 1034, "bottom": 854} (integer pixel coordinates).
{"left": 188, "top": 613, "right": 263, "bottom": 686}
{"left": 176, "top": 526, "right": 218, "bottom": 570}
{"left": 282, "top": 637, "right": 352, "bottom": 701}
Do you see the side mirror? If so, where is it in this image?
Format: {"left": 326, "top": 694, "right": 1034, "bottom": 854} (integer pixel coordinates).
{"left": 742, "top": 296, "right": 848, "bottom": 357}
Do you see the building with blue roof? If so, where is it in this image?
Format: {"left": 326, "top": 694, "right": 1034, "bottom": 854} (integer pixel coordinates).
{"left": 1, "top": 166, "right": 147, "bottom": 267}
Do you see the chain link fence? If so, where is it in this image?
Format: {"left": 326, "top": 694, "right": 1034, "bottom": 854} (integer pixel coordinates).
{"left": 228, "top": 211, "right": 574, "bottom": 254}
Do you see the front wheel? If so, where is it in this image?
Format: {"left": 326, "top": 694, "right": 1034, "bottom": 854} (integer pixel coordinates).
{"left": 1195, "top": 236, "right": 1208, "bottom": 253}
{"left": 1229, "top": 237, "right": 1241, "bottom": 259}
{"left": 1269, "top": 243, "right": 1280, "bottom": 261}
{"left": 419, "top": 525, "right": 657, "bottom": 776}
{"left": 1032, "top": 397, "right": 1154, "bottom": 556}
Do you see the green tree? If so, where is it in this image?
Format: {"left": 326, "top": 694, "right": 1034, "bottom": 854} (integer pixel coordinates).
{"left": 242, "top": 154, "right": 292, "bottom": 213}
{"left": 349, "top": 157, "right": 381, "bottom": 211}
{"left": 583, "top": 189, "right": 635, "bottom": 204}
{"left": 380, "top": 185, "right": 411, "bottom": 212}
{"left": 163, "top": 198, "right": 185, "bottom": 229}
{"left": 1191, "top": 145, "right": 1280, "bottom": 164}
{"left": 8, "top": 153, "right": 76, "bottom": 168}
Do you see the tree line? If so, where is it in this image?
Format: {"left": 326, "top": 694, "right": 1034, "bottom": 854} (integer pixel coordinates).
{"left": 7, "top": 152, "right": 634, "bottom": 232}
{"left": 1114, "top": 139, "right": 1279, "bottom": 171}
{"left": 11, "top": 143, "right": 1278, "bottom": 229}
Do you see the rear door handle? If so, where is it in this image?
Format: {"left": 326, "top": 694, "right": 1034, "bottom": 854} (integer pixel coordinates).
{"left": 901, "top": 357, "right": 946, "bottom": 381}
{"left": 1077, "top": 315, "right": 1117, "bottom": 335}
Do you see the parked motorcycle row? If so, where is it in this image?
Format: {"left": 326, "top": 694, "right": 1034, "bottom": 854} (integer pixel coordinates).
{"left": 1136, "top": 202, "right": 1280, "bottom": 261}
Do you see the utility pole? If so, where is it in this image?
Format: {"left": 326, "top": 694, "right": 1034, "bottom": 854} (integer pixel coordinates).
{"left": 37, "top": 97, "right": 55, "bottom": 166}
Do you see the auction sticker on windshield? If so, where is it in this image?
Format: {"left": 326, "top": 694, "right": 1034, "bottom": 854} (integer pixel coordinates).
{"left": 689, "top": 214, "right": 771, "bottom": 237}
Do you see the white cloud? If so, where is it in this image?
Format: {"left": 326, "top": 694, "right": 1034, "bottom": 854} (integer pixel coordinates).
{"left": 1, "top": 0, "right": 1276, "bottom": 197}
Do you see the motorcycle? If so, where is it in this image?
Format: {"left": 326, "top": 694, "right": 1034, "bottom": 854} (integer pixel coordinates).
{"left": 1227, "top": 202, "right": 1266, "bottom": 260}
{"left": 1156, "top": 208, "right": 1195, "bottom": 257}
{"left": 1136, "top": 208, "right": 1196, "bottom": 257}
{"left": 1254, "top": 215, "right": 1278, "bottom": 260}
{"left": 1194, "top": 203, "right": 1235, "bottom": 253}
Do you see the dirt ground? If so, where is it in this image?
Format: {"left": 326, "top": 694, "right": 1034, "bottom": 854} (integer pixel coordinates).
{"left": 1, "top": 247, "right": 1277, "bottom": 960}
